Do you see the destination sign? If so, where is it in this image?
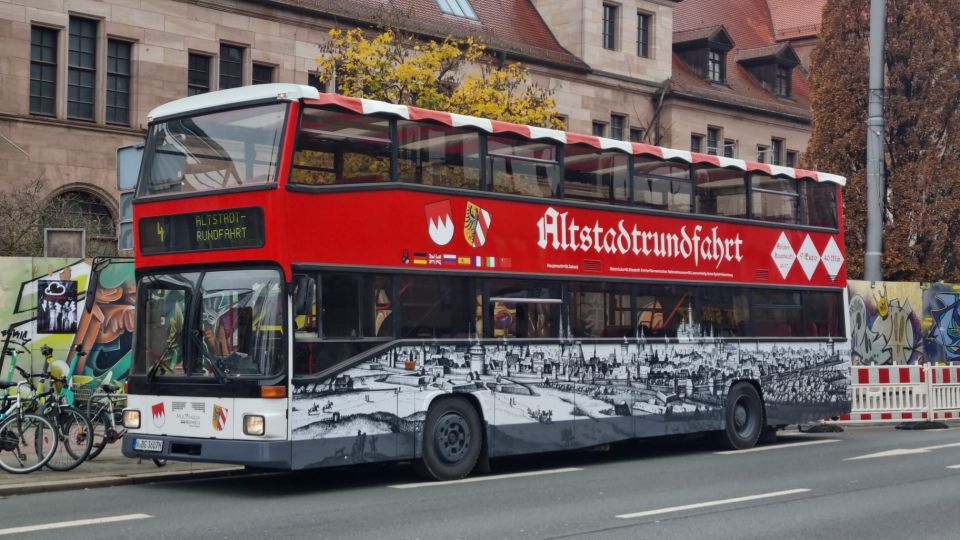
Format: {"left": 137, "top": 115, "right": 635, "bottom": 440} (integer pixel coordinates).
{"left": 139, "top": 207, "right": 264, "bottom": 254}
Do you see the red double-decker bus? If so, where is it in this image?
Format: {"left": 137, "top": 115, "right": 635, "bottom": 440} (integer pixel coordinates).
{"left": 122, "top": 84, "right": 850, "bottom": 480}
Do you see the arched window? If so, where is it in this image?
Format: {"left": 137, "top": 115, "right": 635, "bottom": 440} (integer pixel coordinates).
{"left": 45, "top": 190, "right": 117, "bottom": 256}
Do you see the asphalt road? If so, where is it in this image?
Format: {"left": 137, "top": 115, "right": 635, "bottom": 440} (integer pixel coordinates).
{"left": 2, "top": 425, "right": 960, "bottom": 539}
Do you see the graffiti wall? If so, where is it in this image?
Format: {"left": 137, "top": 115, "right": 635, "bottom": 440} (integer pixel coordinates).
{"left": 0, "top": 257, "right": 135, "bottom": 392}
{"left": 848, "top": 280, "right": 923, "bottom": 365}
{"left": 922, "top": 282, "right": 960, "bottom": 364}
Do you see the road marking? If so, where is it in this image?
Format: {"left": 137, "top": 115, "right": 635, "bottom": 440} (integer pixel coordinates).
{"left": 0, "top": 514, "right": 152, "bottom": 536}
{"left": 389, "top": 467, "right": 583, "bottom": 489}
{"left": 616, "top": 488, "right": 810, "bottom": 519}
{"left": 715, "top": 439, "right": 840, "bottom": 454}
{"left": 947, "top": 464, "right": 960, "bottom": 469}
{"left": 845, "top": 441, "right": 960, "bottom": 461}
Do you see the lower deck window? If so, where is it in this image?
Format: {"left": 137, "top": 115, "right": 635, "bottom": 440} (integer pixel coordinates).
{"left": 292, "top": 270, "right": 845, "bottom": 376}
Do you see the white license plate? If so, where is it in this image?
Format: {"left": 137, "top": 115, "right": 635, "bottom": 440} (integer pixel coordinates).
{"left": 133, "top": 438, "right": 163, "bottom": 452}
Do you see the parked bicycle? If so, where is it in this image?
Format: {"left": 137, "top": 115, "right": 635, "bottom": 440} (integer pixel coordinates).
{"left": 0, "top": 360, "right": 57, "bottom": 474}
{"left": 34, "top": 371, "right": 94, "bottom": 471}
{"left": 84, "top": 378, "right": 165, "bottom": 467}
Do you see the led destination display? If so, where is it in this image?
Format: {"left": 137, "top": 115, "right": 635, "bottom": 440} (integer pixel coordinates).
{"left": 139, "top": 207, "right": 264, "bottom": 254}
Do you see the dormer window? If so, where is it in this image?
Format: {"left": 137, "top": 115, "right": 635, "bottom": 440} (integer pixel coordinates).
{"left": 673, "top": 25, "right": 734, "bottom": 84}
{"left": 775, "top": 65, "right": 791, "bottom": 97}
{"left": 707, "top": 50, "right": 724, "bottom": 82}
{"left": 736, "top": 44, "right": 800, "bottom": 98}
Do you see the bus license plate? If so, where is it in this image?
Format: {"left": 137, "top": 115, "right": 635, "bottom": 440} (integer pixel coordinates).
{"left": 133, "top": 438, "right": 163, "bottom": 452}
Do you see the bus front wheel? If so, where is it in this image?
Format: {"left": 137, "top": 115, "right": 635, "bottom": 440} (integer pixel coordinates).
{"left": 417, "top": 398, "right": 482, "bottom": 481}
{"left": 717, "top": 382, "right": 763, "bottom": 450}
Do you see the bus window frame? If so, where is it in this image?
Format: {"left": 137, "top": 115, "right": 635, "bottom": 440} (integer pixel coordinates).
{"left": 135, "top": 100, "right": 293, "bottom": 203}
{"left": 282, "top": 103, "right": 841, "bottom": 234}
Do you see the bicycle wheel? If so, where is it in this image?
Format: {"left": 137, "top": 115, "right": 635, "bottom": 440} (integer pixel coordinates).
{"left": 45, "top": 406, "right": 93, "bottom": 471}
{"left": 0, "top": 413, "right": 58, "bottom": 474}
{"left": 87, "top": 408, "right": 111, "bottom": 460}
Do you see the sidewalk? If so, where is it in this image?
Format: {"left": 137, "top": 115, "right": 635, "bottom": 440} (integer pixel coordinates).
{"left": 0, "top": 444, "right": 243, "bottom": 497}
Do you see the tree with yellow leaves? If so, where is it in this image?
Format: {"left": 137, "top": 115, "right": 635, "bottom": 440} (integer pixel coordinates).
{"left": 315, "top": 27, "right": 564, "bottom": 129}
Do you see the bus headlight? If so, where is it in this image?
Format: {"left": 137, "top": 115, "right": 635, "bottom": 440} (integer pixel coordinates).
{"left": 243, "top": 414, "right": 265, "bottom": 436}
{"left": 123, "top": 409, "right": 141, "bottom": 429}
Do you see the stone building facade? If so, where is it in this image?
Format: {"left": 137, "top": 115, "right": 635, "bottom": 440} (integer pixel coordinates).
{"left": 0, "top": 0, "right": 822, "bottom": 253}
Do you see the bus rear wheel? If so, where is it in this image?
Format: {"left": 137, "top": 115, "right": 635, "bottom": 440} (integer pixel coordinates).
{"left": 716, "top": 382, "right": 763, "bottom": 450}
{"left": 417, "top": 398, "right": 482, "bottom": 481}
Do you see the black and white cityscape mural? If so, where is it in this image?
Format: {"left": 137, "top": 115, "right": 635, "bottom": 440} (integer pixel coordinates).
{"left": 291, "top": 324, "right": 850, "bottom": 468}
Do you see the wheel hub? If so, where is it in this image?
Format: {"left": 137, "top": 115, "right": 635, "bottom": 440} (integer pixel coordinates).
{"left": 435, "top": 413, "right": 471, "bottom": 464}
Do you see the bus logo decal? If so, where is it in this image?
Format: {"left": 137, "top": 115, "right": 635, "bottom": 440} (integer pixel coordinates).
{"left": 425, "top": 200, "right": 455, "bottom": 246}
{"left": 212, "top": 404, "right": 228, "bottom": 431}
{"left": 151, "top": 402, "right": 166, "bottom": 428}
{"left": 464, "top": 201, "right": 491, "bottom": 247}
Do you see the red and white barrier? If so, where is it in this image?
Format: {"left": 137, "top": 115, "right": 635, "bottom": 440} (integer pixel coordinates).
{"left": 832, "top": 365, "right": 960, "bottom": 423}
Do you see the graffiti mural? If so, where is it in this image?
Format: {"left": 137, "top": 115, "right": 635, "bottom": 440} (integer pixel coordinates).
{"left": 291, "top": 337, "right": 850, "bottom": 468}
{"left": 848, "top": 280, "right": 923, "bottom": 365}
{"left": 923, "top": 282, "right": 960, "bottom": 364}
{"left": 0, "top": 257, "right": 135, "bottom": 390}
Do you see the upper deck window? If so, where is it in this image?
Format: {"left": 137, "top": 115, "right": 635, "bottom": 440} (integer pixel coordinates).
{"left": 488, "top": 136, "right": 560, "bottom": 198}
{"left": 139, "top": 103, "right": 287, "bottom": 197}
{"left": 751, "top": 174, "right": 799, "bottom": 224}
{"left": 634, "top": 158, "right": 692, "bottom": 213}
{"left": 802, "top": 182, "right": 838, "bottom": 228}
{"left": 563, "top": 145, "right": 629, "bottom": 205}
{"left": 396, "top": 120, "right": 481, "bottom": 189}
{"left": 695, "top": 166, "right": 747, "bottom": 218}
{"left": 292, "top": 107, "right": 392, "bottom": 185}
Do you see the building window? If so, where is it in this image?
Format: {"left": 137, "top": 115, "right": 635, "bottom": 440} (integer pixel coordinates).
{"left": 723, "top": 139, "right": 736, "bottom": 158}
{"left": 775, "top": 65, "right": 791, "bottom": 97}
{"left": 219, "top": 43, "right": 244, "bottom": 90}
{"left": 706, "top": 127, "right": 720, "bottom": 155}
{"left": 707, "top": 49, "right": 724, "bottom": 82}
{"left": 610, "top": 115, "right": 625, "bottom": 140}
{"left": 188, "top": 53, "right": 211, "bottom": 95}
{"left": 307, "top": 72, "right": 326, "bottom": 93}
{"left": 602, "top": 4, "right": 618, "bottom": 50}
{"left": 771, "top": 138, "right": 784, "bottom": 166}
{"left": 756, "top": 144, "right": 768, "bottom": 163}
{"left": 785, "top": 150, "right": 798, "bottom": 168}
{"left": 592, "top": 121, "right": 607, "bottom": 137}
{"left": 252, "top": 63, "right": 274, "bottom": 85}
{"left": 436, "top": 0, "right": 478, "bottom": 20}
{"left": 629, "top": 128, "right": 644, "bottom": 143}
{"left": 30, "top": 26, "right": 57, "bottom": 116}
{"left": 637, "top": 12, "right": 651, "bottom": 58}
{"left": 690, "top": 134, "right": 703, "bottom": 153}
{"left": 68, "top": 17, "right": 97, "bottom": 121}
{"left": 106, "top": 40, "right": 131, "bottom": 125}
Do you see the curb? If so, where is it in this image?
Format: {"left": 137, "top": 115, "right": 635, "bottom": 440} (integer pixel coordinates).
{"left": 0, "top": 466, "right": 245, "bottom": 497}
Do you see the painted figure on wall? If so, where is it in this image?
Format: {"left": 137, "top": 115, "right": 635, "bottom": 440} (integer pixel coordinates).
{"left": 848, "top": 280, "right": 923, "bottom": 365}
{"left": 922, "top": 282, "right": 960, "bottom": 364}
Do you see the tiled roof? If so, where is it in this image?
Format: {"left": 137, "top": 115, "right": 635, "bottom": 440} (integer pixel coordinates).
{"left": 765, "top": 0, "right": 827, "bottom": 41}
{"left": 265, "top": 0, "right": 586, "bottom": 69}
{"left": 736, "top": 43, "right": 791, "bottom": 63}
{"left": 669, "top": 0, "right": 810, "bottom": 118}
{"left": 673, "top": 25, "right": 725, "bottom": 44}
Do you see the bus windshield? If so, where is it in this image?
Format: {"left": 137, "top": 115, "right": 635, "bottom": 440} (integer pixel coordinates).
{"left": 138, "top": 103, "right": 288, "bottom": 197}
{"left": 136, "top": 269, "right": 286, "bottom": 380}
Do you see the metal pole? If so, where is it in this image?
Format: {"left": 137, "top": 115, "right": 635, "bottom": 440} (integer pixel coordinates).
{"left": 864, "top": 0, "right": 886, "bottom": 281}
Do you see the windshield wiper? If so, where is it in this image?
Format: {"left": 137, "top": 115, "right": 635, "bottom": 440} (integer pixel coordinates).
{"left": 189, "top": 329, "right": 230, "bottom": 385}
{"left": 146, "top": 331, "right": 181, "bottom": 383}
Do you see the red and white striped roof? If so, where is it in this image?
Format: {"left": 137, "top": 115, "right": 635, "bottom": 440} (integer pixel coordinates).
{"left": 304, "top": 93, "right": 846, "bottom": 187}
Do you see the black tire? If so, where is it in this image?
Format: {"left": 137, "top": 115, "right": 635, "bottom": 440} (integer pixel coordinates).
{"left": 716, "top": 382, "right": 764, "bottom": 450}
{"left": 87, "top": 409, "right": 111, "bottom": 460}
{"left": 45, "top": 406, "right": 94, "bottom": 471}
{"left": 0, "top": 413, "right": 58, "bottom": 474}
{"left": 416, "top": 398, "right": 482, "bottom": 481}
